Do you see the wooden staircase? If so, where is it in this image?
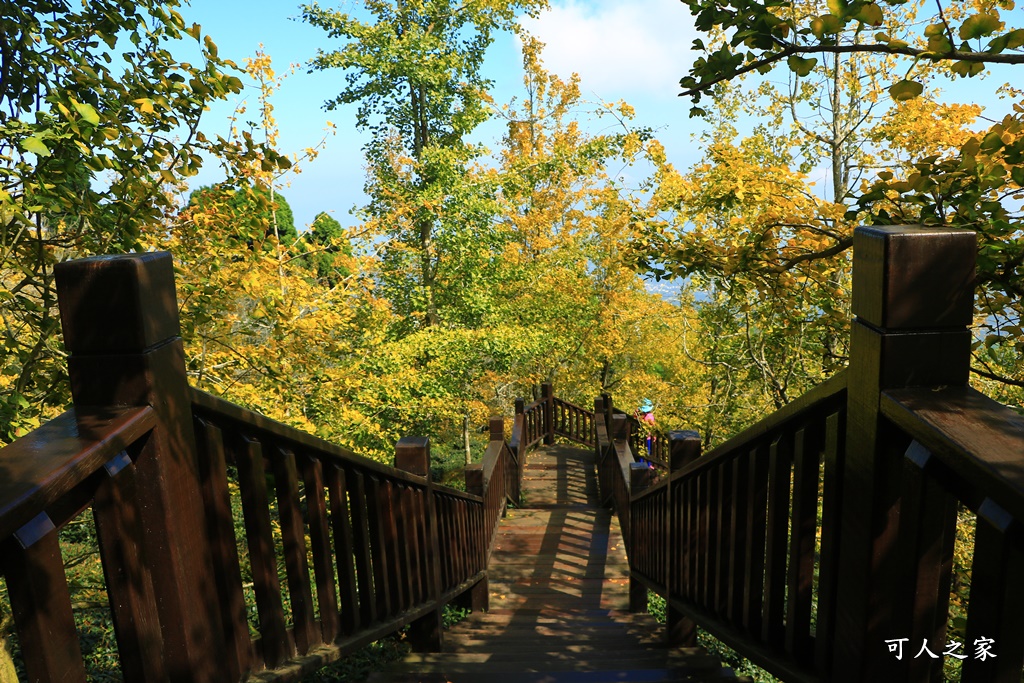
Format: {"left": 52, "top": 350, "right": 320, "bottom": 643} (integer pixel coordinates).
{"left": 372, "top": 445, "right": 749, "bottom": 683}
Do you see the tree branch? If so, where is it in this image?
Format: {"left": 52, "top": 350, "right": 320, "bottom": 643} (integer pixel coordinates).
{"left": 681, "top": 43, "right": 1024, "bottom": 98}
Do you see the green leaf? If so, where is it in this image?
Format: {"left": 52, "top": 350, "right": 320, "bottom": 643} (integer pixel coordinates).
{"left": 827, "top": 0, "right": 849, "bottom": 18}
{"left": 71, "top": 99, "right": 99, "bottom": 126}
{"left": 950, "top": 60, "right": 985, "bottom": 76}
{"left": 855, "top": 3, "right": 883, "bottom": 26}
{"left": 888, "top": 79, "right": 923, "bottom": 101}
{"left": 959, "top": 13, "right": 1001, "bottom": 40}
{"left": 21, "top": 135, "right": 50, "bottom": 157}
{"left": 810, "top": 14, "right": 844, "bottom": 37}
{"left": 787, "top": 55, "right": 818, "bottom": 76}
{"left": 1011, "top": 165, "right": 1024, "bottom": 186}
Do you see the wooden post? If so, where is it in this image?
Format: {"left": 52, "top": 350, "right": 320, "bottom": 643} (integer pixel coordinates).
{"left": 627, "top": 462, "right": 650, "bottom": 612}
{"left": 602, "top": 392, "right": 613, "bottom": 437}
{"left": 830, "top": 226, "right": 975, "bottom": 682}
{"left": 54, "top": 252, "right": 226, "bottom": 683}
{"left": 612, "top": 414, "right": 631, "bottom": 442}
{"left": 396, "top": 436, "right": 444, "bottom": 652}
{"left": 490, "top": 416, "right": 504, "bottom": 443}
{"left": 541, "top": 382, "right": 555, "bottom": 445}
{"left": 666, "top": 431, "right": 700, "bottom": 647}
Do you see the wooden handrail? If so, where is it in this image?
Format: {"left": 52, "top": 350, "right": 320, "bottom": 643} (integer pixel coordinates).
{"left": 6, "top": 227, "right": 1024, "bottom": 683}
{"left": 881, "top": 386, "right": 1024, "bottom": 523}
{"left": 0, "top": 406, "right": 157, "bottom": 542}
{"left": 615, "top": 226, "right": 1024, "bottom": 683}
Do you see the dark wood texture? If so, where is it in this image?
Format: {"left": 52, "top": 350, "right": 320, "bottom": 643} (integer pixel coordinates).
{"left": 4, "top": 530, "right": 88, "bottom": 683}
{"left": 374, "top": 444, "right": 738, "bottom": 682}
{"left": 832, "top": 226, "right": 975, "bottom": 683}
{"left": 92, "top": 458, "right": 169, "bottom": 682}
{"left": 7, "top": 231, "right": 1024, "bottom": 683}
{"left": 56, "top": 252, "right": 227, "bottom": 682}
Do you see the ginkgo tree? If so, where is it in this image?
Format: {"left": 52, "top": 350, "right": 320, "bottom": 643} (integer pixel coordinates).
{"left": 302, "top": 0, "right": 548, "bottom": 328}
{"left": 677, "top": 0, "right": 1024, "bottom": 112}
{"left": 0, "top": 0, "right": 291, "bottom": 443}
{"left": 636, "top": 0, "right": 1024, "bottom": 399}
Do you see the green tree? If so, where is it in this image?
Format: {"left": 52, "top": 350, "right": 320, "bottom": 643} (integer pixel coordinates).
{"left": 676, "top": 0, "right": 1024, "bottom": 109}
{"left": 303, "top": 211, "right": 353, "bottom": 285}
{"left": 187, "top": 182, "right": 298, "bottom": 246}
{"left": 0, "top": 0, "right": 287, "bottom": 443}
{"left": 302, "top": 0, "right": 548, "bottom": 327}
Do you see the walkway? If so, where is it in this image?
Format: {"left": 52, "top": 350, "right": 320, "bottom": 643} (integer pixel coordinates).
{"left": 372, "top": 445, "right": 746, "bottom": 682}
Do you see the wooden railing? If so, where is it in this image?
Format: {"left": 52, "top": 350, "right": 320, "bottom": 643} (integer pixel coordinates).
{"left": 0, "top": 252, "right": 512, "bottom": 682}
{"left": 552, "top": 396, "right": 596, "bottom": 447}
{"left": 188, "top": 388, "right": 487, "bottom": 678}
{"left": 5, "top": 226, "right": 1020, "bottom": 683}
{"left": 597, "top": 225, "right": 1024, "bottom": 683}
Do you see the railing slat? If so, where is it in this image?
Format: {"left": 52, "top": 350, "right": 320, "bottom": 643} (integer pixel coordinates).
{"left": 761, "top": 435, "right": 792, "bottom": 648}
{"left": 326, "top": 465, "right": 361, "bottom": 635}
{"left": 303, "top": 456, "right": 340, "bottom": 644}
{"left": 348, "top": 470, "right": 377, "bottom": 626}
{"left": 365, "top": 475, "right": 393, "bottom": 619}
{"left": 742, "top": 445, "right": 769, "bottom": 635}
{"left": 727, "top": 452, "right": 750, "bottom": 625}
{"left": 714, "top": 463, "right": 731, "bottom": 614}
{"left": 93, "top": 457, "right": 169, "bottom": 683}
{"left": 194, "top": 419, "right": 252, "bottom": 679}
{"left": 962, "top": 502, "right": 1024, "bottom": 683}
{"left": 4, "top": 530, "right": 87, "bottom": 683}
{"left": 815, "top": 410, "right": 845, "bottom": 675}
{"left": 786, "top": 427, "right": 819, "bottom": 661}
{"left": 235, "top": 435, "right": 292, "bottom": 667}
{"left": 893, "top": 442, "right": 956, "bottom": 683}
{"left": 393, "top": 484, "right": 414, "bottom": 611}
{"left": 274, "top": 447, "right": 318, "bottom": 654}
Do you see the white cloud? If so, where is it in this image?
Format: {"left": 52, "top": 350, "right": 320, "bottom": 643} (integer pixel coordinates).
{"left": 519, "top": 0, "right": 697, "bottom": 102}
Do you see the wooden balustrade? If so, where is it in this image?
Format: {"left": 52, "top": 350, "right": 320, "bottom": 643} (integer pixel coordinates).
{"left": 4, "top": 225, "right": 1023, "bottom": 683}
{"left": 552, "top": 396, "right": 596, "bottom": 447}
{"left": 0, "top": 252, "right": 494, "bottom": 682}
{"left": 607, "top": 225, "right": 1024, "bottom": 683}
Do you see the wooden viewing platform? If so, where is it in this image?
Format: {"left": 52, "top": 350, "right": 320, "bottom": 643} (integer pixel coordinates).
{"left": 374, "top": 444, "right": 748, "bottom": 682}
{"left": 2, "top": 225, "right": 1024, "bottom": 683}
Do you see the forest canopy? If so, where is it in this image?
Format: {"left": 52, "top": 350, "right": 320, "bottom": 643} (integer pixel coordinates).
{"left": 1, "top": 0, "right": 1021, "bottom": 461}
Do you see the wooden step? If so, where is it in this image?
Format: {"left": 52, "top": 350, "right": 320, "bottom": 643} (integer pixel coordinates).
{"left": 371, "top": 445, "right": 745, "bottom": 683}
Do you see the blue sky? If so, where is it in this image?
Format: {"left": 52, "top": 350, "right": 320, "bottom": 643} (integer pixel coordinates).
{"left": 177, "top": 0, "right": 1021, "bottom": 230}
{"left": 177, "top": 0, "right": 709, "bottom": 229}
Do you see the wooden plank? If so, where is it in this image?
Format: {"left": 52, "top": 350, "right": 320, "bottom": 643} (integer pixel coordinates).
{"left": 728, "top": 451, "right": 750, "bottom": 626}
{"left": 235, "top": 435, "right": 291, "bottom": 668}
{"left": 814, "top": 410, "right": 844, "bottom": 676}
{"left": 715, "top": 461, "right": 731, "bottom": 615}
{"left": 4, "top": 530, "right": 87, "bottom": 683}
{"left": 762, "top": 435, "right": 792, "bottom": 649}
{"left": 382, "top": 480, "right": 405, "bottom": 615}
{"left": 194, "top": 419, "right": 252, "bottom": 679}
{"left": 785, "top": 427, "right": 819, "bottom": 662}
{"left": 93, "top": 456, "right": 169, "bottom": 683}
{"left": 365, "top": 475, "right": 393, "bottom": 619}
{"left": 326, "top": 465, "right": 360, "bottom": 635}
{"left": 894, "top": 443, "right": 957, "bottom": 683}
{"left": 393, "top": 484, "right": 415, "bottom": 610}
{"left": 302, "top": 455, "right": 340, "bottom": 644}
{"left": 743, "top": 444, "right": 768, "bottom": 635}
{"left": 348, "top": 470, "right": 377, "bottom": 626}
{"left": 684, "top": 477, "right": 697, "bottom": 601}
{"left": 881, "top": 387, "right": 1024, "bottom": 524}
{"left": 0, "top": 406, "right": 157, "bottom": 546}
{"left": 962, "top": 501, "right": 1024, "bottom": 683}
